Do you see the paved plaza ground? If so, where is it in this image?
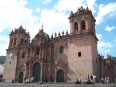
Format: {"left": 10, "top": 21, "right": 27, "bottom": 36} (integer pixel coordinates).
{"left": 0, "top": 82, "right": 116, "bottom": 87}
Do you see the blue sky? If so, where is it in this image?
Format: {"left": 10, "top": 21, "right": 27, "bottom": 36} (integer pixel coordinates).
{"left": 0, "top": 0, "right": 116, "bottom": 58}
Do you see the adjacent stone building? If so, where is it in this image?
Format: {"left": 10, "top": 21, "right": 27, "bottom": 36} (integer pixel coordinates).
{"left": 4, "top": 6, "right": 100, "bottom": 83}
{"left": 98, "top": 55, "right": 116, "bottom": 82}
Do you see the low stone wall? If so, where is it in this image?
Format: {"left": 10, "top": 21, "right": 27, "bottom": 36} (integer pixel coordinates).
{"left": 0, "top": 82, "right": 116, "bottom": 87}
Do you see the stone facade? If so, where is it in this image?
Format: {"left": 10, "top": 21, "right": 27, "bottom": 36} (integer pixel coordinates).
{"left": 4, "top": 6, "right": 99, "bottom": 82}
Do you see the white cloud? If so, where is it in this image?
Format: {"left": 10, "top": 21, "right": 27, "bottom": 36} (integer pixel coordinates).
{"left": 98, "top": 41, "right": 112, "bottom": 50}
{"left": 39, "top": 9, "right": 69, "bottom": 36}
{"left": 104, "top": 49, "right": 110, "bottom": 54}
{"left": 97, "top": 34, "right": 112, "bottom": 55}
{"left": 0, "top": 0, "right": 40, "bottom": 38}
{"left": 96, "top": 3, "right": 116, "bottom": 24}
{"left": 96, "top": 34, "right": 102, "bottom": 40}
{"left": 98, "top": 41, "right": 112, "bottom": 54}
{"left": 0, "top": 35, "right": 9, "bottom": 56}
{"left": 42, "top": 0, "right": 52, "bottom": 4}
{"left": 54, "top": 0, "right": 82, "bottom": 12}
{"left": 0, "top": 36, "right": 8, "bottom": 41}
{"left": 105, "top": 26, "right": 115, "bottom": 31}
{"left": 36, "top": 8, "right": 41, "bottom": 13}
{"left": 0, "top": 0, "right": 41, "bottom": 55}
{"left": 0, "top": 43, "right": 8, "bottom": 56}
{"left": 54, "top": 0, "right": 96, "bottom": 13}
{"left": 86, "top": 0, "right": 97, "bottom": 13}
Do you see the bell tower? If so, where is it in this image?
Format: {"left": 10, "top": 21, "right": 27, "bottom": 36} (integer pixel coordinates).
{"left": 67, "top": 6, "right": 99, "bottom": 82}
{"left": 4, "top": 25, "right": 30, "bottom": 82}
{"left": 68, "top": 6, "right": 96, "bottom": 35}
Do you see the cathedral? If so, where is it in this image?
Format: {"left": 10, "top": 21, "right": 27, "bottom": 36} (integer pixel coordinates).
{"left": 4, "top": 6, "right": 108, "bottom": 83}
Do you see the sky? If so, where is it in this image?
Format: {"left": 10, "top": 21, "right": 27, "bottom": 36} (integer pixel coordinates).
{"left": 0, "top": 0, "right": 116, "bottom": 58}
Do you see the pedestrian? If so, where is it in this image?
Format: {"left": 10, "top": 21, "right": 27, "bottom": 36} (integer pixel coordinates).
{"left": 106, "top": 77, "right": 109, "bottom": 84}
{"left": 90, "top": 74, "right": 93, "bottom": 81}
{"left": 88, "top": 74, "right": 90, "bottom": 80}
{"left": 31, "top": 76, "right": 34, "bottom": 82}
{"left": 101, "top": 77, "right": 104, "bottom": 84}
{"left": 93, "top": 75, "right": 96, "bottom": 83}
{"left": 104, "top": 77, "right": 107, "bottom": 84}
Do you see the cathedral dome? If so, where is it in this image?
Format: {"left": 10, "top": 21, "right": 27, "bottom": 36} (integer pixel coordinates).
{"left": 34, "top": 29, "right": 49, "bottom": 41}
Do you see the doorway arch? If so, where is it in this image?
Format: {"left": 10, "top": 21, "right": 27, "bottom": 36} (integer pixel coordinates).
{"left": 33, "top": 62, "right": 41, "bottom": 82}
{"left": 18, "top": 72, "right": 23, "bottom": 83}
{"left": 56, "top": 70, "right": 64, "bottom": 82}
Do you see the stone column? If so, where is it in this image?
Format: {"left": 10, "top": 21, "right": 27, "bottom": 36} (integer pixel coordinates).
{"left": 40, "top": 62, "right": 43, "bottom": 81}
{"left": 78, "top": 20, "right": 81, "bottom": 34}
{"left": 54, "top": 60, "right": 58, "bottom": 83}
{"left": 40, "top": 47, "right": 43, "bottom": 82}
{"left": 23, "top": 63, "right": 27, "bottom": 83}
{"left": 69, "top": 19, "right": 74, "bottom": 34}
{"left": 85, "top": 20, "right": 89, "bottom": 32}
{"left": 28, "top": 63, "right": 31, "bottom": 78}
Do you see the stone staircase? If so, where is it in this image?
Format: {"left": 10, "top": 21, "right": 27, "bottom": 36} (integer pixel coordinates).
{"left": 0, "top": 82, "right": 116, "bottom": 87}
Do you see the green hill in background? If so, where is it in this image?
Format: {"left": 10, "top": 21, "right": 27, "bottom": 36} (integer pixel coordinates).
{"left": 0, "top": 56, "right": 6, "bottom": 64}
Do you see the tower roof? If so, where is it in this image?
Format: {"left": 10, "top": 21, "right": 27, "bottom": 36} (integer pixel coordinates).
{"left": 76, "top": 6, "right": 92, "bottom": 14}
{"left": 69, "top": 6, "right": 95, "bottom": 22}
{"left": 69, "top": 6, "right": 92, "bottom": 17}
{"left": 10, "top": 25, "right": 30, "bottom": 37}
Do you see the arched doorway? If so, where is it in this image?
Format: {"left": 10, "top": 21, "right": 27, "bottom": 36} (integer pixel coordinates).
{"left": 81, "top": 20, "right": 85, "bottom": 30}
{"left": 33, "top": 62, "right": 41, "bottom": 82}
{"left": 18, "top": 72, "right": 23, "bottom": 83}
{"left": 56, "top": 70, "right": 64, "bottom": 82}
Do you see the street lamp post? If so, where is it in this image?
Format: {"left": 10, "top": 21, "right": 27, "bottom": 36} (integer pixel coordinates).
{"left": 54, "top": 60, "right": 58, "bottom": 83}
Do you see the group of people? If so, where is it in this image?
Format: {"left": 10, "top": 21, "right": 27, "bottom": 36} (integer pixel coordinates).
{"left": 88, "top": 74, "right": 96, "bottom": 82}
{"left": 101, "top": 76, "right": 110, "bottom": 84}
{"left": 24, "top": 77, "right": 34, "bottom": 83}
{"left": 75, "top": 79, "right": 81, "bottom": 84}
{"left": 75, "top": 74, "right": 111, "bottom": 85}
{"left": 75, "top": 74, "right": 96, "bottom": 84}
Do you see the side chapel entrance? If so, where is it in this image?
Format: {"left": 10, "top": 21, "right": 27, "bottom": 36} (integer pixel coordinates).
{"left": 33, "top": 62, "right": 41, "bottom": 82}
{"left": 18, "top": 72, "right": 23, "bottom": 83}
{"left": 56, "top": 70, "right": 64, "bottom": 82}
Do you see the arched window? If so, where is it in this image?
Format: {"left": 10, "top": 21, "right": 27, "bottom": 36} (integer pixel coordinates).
{"left": 36, "top": 47, "right": 40, "bottom": 55}
{"left": 59, "top": 46, "right": 64, "bottom": 53}
{"left": 74, "top": 22, "right": 78, "bottom": 31}
{"left": 14, "top": 38, "right": 17, "bottom": 46}
{"left": 24, "top": 40, "right": 28, "bottom": 44}
{"left": 22, "top": 52, "right": 25, "bottom": 58}
{"left": 10, "top": 38, "right": 13, "bottom": 46}
{"left": 81, "top": 20, "right": 85, "bottom": 30}
{"left": 20, "top": 38, "right": 24, "bottom": 45}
